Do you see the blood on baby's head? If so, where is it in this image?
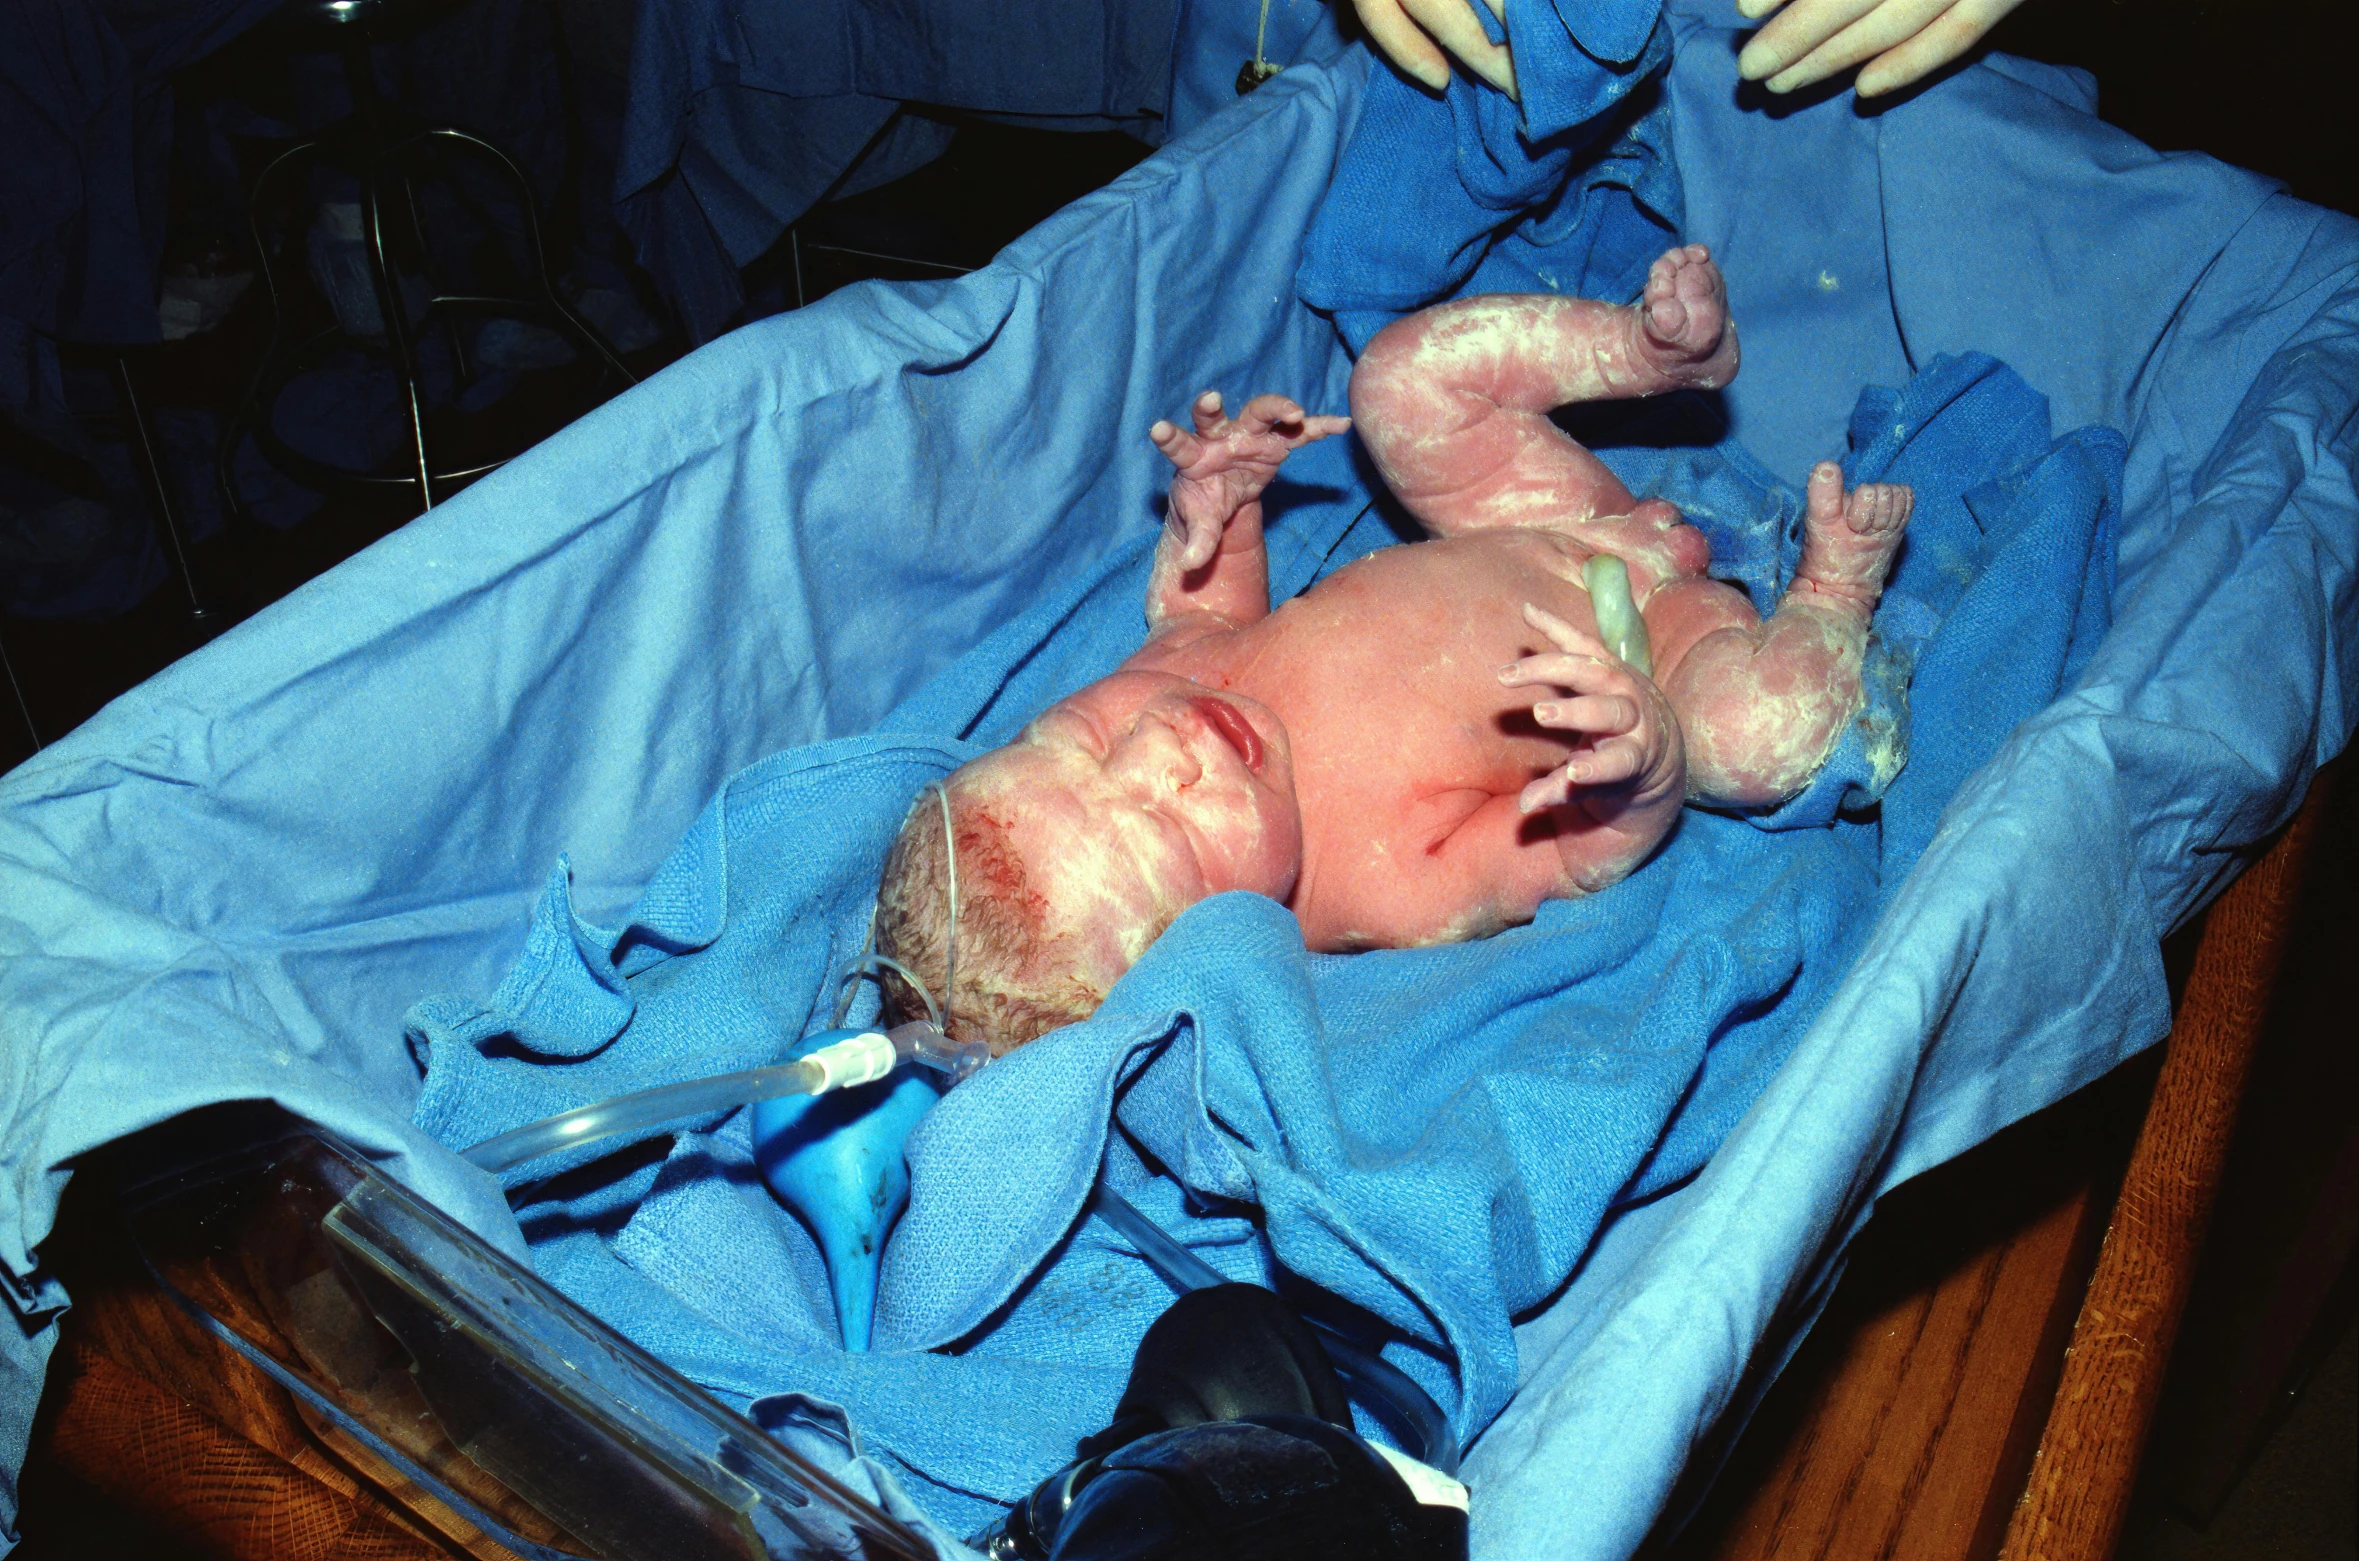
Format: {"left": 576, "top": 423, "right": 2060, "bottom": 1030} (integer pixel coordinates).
{"left": 873, "top": 780, "right": 1140, "bottom": 1055}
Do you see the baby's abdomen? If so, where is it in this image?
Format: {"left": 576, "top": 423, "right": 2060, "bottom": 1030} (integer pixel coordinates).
{"left": 1259, "top": 538, "right": 1608, "bottom": 947}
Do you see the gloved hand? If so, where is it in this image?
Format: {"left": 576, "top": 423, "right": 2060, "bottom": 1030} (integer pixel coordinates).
{"left": 1735, "top": 0, "right": 2030, "bottom": 97}
{"left": 1346, "top": 0, "right": 1518, "bottom": 97}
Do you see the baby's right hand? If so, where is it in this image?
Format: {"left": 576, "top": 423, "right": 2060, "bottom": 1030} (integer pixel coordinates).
{"left": 1151, "top": 391, "right": 1349, "bottom": 573}
{"left": 1499, "top": 603, "right": 1684, "bottom": 817}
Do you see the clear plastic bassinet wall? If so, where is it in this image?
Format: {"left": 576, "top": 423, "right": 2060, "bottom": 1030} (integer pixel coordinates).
{"left": 1, "top": 0, "right": 2355, "bottom": 1556}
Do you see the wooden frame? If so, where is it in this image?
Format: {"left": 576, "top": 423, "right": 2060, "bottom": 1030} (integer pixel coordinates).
{"left": 1666, "top": 768, "right": 2340, "bottom": 1561}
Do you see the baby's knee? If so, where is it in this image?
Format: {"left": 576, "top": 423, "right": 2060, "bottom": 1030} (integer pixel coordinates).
{"left": 1666, "top": 628, "right": 1860, "bottom": 808}
{"left": 1644, "top": 577, "right": 1758, "bottom": 685}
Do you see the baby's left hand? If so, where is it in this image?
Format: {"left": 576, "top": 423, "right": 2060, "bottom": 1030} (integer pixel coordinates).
{"left": 1499, "top": 603, "right": 1684, "bottom": 816}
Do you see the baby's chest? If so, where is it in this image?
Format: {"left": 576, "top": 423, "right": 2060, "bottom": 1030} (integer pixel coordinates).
{"left": 1274, "top": 624, "right": 1591, "bottom": 806}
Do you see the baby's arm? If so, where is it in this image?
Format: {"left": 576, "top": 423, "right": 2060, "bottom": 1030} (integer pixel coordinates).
{"left": 1348, "top": 249, "right": 1739, "bottom": 539}
{"left": 1145, "top": 392, "right": 1349, "bottom": 633}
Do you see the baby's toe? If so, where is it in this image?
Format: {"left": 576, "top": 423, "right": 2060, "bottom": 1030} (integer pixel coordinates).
{"left": 1846, "top": 483, "right": 1912, "bottom": 536}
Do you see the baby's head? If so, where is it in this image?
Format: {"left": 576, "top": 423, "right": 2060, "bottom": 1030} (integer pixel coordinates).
{"left": 874, "top": 671, "right": 1301, "bottom": 1054}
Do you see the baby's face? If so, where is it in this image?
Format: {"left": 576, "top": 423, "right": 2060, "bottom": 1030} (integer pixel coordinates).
{"left": 958, "top": 671, "right": 1303, "bottom": 983}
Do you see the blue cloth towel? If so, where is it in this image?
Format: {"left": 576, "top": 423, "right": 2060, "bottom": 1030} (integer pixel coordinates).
{"left": 409, "top": 349, "right": 2120, "bottom": 1532}
{"left": 1296, "top": 0, "right": 1679, "bottom": 349}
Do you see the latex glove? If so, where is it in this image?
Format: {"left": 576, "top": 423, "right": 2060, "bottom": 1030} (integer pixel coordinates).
{"left": 1498, "top": 603, "right": 1683, "bottom": 817}
{"left": 1736, "top": 0, "right": 2028, "bottom": 96}
{"left": 1350, "top": 0, "right": 1518, "bottom": 97}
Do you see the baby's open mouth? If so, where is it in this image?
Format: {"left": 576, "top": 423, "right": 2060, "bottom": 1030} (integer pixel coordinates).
{"left": 1188, "top": 695, "right": 1264, "bottom": 772}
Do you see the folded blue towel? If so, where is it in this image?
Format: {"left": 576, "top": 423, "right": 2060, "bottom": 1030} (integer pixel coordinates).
{"left": 1296, "top": 0, "right": 1679, "bottom": 349}
{"left": 409, "top": 348, "right": 2118, "bottom": 1532}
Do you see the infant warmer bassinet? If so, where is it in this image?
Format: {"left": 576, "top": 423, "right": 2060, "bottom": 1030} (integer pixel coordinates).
{"left": 1, "top": 1, "right": 2353, "bottom": 1555}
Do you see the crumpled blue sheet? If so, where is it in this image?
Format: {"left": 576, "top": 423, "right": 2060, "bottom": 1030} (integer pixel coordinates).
{"left": 403, "top": 338, "right": 2124, "bottom": 1536}
{"left": 3, "top": 8, "right": 2356, "bottom": 1555}
{"left": 1298, "top": 0, "right": 1678, "bottom": 350}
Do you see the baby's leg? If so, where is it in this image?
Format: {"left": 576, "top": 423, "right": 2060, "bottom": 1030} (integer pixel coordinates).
{"left": 1656, "top": 465, "right": 1912, "bottom": 808}
{"left": 1349, "top": 246, "right": 1739, "bottom": 567}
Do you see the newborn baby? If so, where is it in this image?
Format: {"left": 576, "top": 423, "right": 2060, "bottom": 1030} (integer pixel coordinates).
{"left": 877, "top": 247, "right": 1912, "bottom": 1051}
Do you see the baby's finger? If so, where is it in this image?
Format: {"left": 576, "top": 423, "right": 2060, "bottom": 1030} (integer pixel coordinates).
{"left": 1520, "top": 602, "right": 1612, "bottom": 660}
{"left": 1150, "top": 418, "right": 1207, "bottom": 469}
{"left": 1401, "top": 0, "right": 1517, "bottom": 95}
{"left": 1574, "top": 735, "right": 1646, "bottom": 787}
{"left": 1532, "top": 692, "right": 1639, "bottom": 737}
{"left": 1352, "top": 0, "right": 1454, "bottom": 90}
{"left": 1498, "top": 650, "right": 1612, "bottom": 690}
{"left": 1736, "top": 0, "right": 1880, "bottom": 84}
{"left": 1172, "top": 512, "right": 1220, "bottom": 571}
{"left": 1766, "top": 0, "right": 1948, "bottom": 92}
{"left": 1238, "top": 394, "right": 1308, "bottom": 436}
{"left": 1518, "top": 771, "right": 1573, "bottom": 815}
{"left": 1189, "top": 390, "right": 1228, "bottom": 439}
{"left": 1292, "top": 414, "right": 1353, "bottom": 447}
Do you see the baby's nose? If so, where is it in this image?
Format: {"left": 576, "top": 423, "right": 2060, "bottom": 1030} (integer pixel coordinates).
{"left": 1114, "top": 717, "right": 1203, "bottom": 786}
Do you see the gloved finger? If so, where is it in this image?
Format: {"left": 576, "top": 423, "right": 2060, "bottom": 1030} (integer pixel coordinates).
{"left": 1736, "top": 0, "right": 1881, "bottom": 83}
{"left": 1855, "top": 0, "right": 2021, "bottom": 93}
{"left": 1189, "top": 389, "right": 1228, "bottom": 439}
{"left": 1238, "top": 394, "right": 1308, "bottom": 435}
{"left": 1400, "top": 0, "right": 1518, "bottom": 95}
{"left": 1764, "top": 0, "right": 1951, "bottom": 92}
{"left": 1733, "top": 0, "right": 1790, "bottom": 21}
{"left": 1150, "top": 419, "right": 1207, "bottom": 469}
{"left": 1531, "top": 693, "right": 1639, "bottom": 736}
{"left": 1353, "top": 0, "right": 1454, "bottom": 90}
{"left": 1520, "top": 601, "right": 1613, "bottom": 661}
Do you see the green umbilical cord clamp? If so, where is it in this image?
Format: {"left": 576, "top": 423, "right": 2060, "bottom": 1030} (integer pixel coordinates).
{"left": 1583, "top": 553, "right": 1652, "bottom": 677}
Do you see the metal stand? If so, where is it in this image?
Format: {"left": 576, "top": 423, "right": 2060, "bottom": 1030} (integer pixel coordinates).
{"left": 219, "top": 28, "right": 635, "bottom": 523}
{"left": 113, "top": 354, "right": 215, "bottom": 633}
{"left": 1, "top": 622, "right": 37, "bottom": 756}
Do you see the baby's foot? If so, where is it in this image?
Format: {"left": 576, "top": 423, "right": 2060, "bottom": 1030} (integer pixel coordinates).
{"left": 1634, "top": 245, "right": 1739, "bottom": 390}
{"left": 1787, "top": 462, "right": 1912, "bottom": 616}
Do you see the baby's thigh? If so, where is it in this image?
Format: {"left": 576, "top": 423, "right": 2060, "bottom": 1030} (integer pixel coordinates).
{"left": 1644, "top": 575, "right": 1760, "bottom": 686}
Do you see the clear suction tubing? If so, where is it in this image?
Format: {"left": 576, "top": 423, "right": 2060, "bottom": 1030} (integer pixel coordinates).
{"left": 462, "top": 1019, "right": 986, "bottom": 1176}
{"left": 467, "top": 782, "right": 984, "bottom": 1178}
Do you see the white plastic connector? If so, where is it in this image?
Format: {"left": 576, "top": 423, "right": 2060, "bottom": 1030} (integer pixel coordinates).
{"left": 803, "top": 1031, "right": 899, "bottom": 1093}
{"left": 886, "top": 1020, "right": 990, "bottom": 1083}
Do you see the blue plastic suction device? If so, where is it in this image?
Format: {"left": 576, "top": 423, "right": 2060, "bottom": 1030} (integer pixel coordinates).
{"left": 750, "top": 1029, "right": 942, "bottom": 1351}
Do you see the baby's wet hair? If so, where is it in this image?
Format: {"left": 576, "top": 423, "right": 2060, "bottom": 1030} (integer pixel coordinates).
{"left": 873, "top": 781, "right": 1096, "bottom": 1055}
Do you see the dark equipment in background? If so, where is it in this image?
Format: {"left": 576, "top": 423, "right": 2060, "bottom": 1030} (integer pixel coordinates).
{"left": 974, "top": 1284, "right": 1466, "bottom": 1561}
{"left": 219, "top": 0, "right": 635, "bottom": 520}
